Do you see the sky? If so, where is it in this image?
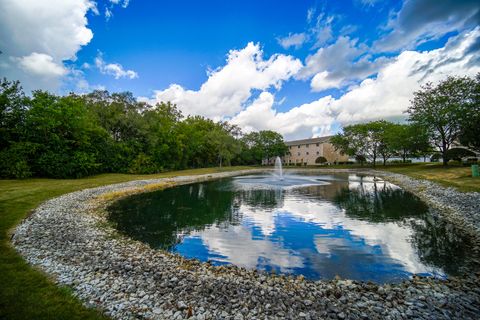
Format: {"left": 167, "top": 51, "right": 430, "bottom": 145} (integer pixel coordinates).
{"left": 0, "top": 0, "right": 479, "bottom": 140}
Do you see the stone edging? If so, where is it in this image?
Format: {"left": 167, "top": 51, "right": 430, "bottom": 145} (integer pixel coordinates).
{"left": 11, "top": 169, "right": 480, "bottom": 319}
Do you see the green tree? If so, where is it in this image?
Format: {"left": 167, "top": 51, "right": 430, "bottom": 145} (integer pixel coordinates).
{"left": 385, "top": 123, "right": 431, "bottom": 163}
{"left": 25, "top": 92, "right": 106, "bottom": 178}
{"left": 458, "top": 74, "right": 480, "bottom": 152}
{"left": 0, "top": 78, "right": 28, "bottom": 151}
{"left": 407, "top": 76, "right": 476, "bottom": 165}
{"left": 242, "top": 130, "right": 288, "bottom": 164}
{"left": 331, "top": 121, "right": 390, "bottom": 167}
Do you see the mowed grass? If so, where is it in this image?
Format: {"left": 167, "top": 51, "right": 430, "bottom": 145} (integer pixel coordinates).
{"left": 380, "top": 163, "right": 480, "bottom": 192}
{"left": 0, "top": 166, "right": 251, "bottom": 320}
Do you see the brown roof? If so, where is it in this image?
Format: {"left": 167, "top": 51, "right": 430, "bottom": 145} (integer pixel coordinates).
{"left": 285, "top": 136, "right": 333, "bottom": 146}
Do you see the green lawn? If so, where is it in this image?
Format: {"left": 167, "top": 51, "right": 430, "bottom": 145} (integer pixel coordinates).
{"left": 380, "top": 163, "right": 480, "bottom": 192}
{"left": 0, "top": 166, "right": 250, "bottom": 320}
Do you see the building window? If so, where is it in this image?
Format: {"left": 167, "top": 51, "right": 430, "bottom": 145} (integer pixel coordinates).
{"left": 297, "top": 152, "right": 300, "bottom": 156}
{"left": 298, "top": 145, "right": 300, "bottom": 148}
{"left": 316, "top": 143, "right": 319, "bottom": 147}
{"left": 306, "top": 152, "right": 309, "bottom": 155}
{"left": 316, "top": 151, "right": 319, "bottom": 155}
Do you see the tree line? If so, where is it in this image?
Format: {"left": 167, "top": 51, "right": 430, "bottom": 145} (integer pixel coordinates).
{"left": 331, "top": 74, "right": 480, "bottom": 166}
{"left": 0, "top": 79, "right": 287, "bottom": 178}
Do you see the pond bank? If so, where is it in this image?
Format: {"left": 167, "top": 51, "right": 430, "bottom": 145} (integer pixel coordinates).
{"left": 11, "top": 169, "right": 480, "bottom": 319}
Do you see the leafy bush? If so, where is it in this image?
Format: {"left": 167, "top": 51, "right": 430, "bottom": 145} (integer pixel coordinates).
{"left": 129, "top": 153, "right": 161, "bottom": 174}
{"left": 446, "top": 148, "right": 476, "bottom": 161}
{"left": 0, "top": 142, "right": 38, "bottom": 178}
{"left": 389, "top": 159, "right": 412, "bottom": 164}
{"left": 315, "top": 156, "right": 327, "bottom": 164}
{"left": 355, "top": 155, "right": 366, "bottom": 164}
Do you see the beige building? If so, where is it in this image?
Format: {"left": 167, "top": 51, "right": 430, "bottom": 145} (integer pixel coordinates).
{"left": 265, "top": 136, "right": 349, "bottom": 166}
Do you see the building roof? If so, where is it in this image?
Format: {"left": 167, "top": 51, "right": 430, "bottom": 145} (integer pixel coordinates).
{"left": 285, "top": 136, "right": 333, "bottom": 146}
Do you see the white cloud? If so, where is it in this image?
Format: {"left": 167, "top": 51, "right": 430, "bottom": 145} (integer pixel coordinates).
{"left": 307, "top": 7, "right": 315, "bottom": 23}
{"left": 359, "top": 0, "right": 381, "bottom": 7}
{"left": 375, "top": 0, "right": 480, "bottom": 52}
{"left": 109, "top": 0, "right": 130, "bottom": 8}
{"left": 311, "top": 13, "right": 335, "bottom": 48}
{"left": 232, "top": 92, "right": 335, "bottom": 140}
{"left": 141, "top": 42, "right": 302, "bottom": 119}
{"left": 0, "top": 0, "right": 95, "bottom": 92}
{"left": 310, "top": 71, "right": 342, "bottom": 91}
{"left": 105, "top": 0, "right": 130, "bottom": 21}
{"left": 232, "top": 28, "right": 480, "bottom": 140}
{"left": 95, "top": 54, "right": 138, "bottom": 79}
{"left": 331, "top": 27, "right": 480, "bottom": 125}
{"left": 105, "top": 7, "right": 113, "bottom": 21}
{"left": 277, "top": 33, "right": 308, "bottom": 49}
{"left": 16, "top": 52, "right": 67, "bottom": 77}
{"left": 298, "top": 36, "right": 389, "bottom": 91}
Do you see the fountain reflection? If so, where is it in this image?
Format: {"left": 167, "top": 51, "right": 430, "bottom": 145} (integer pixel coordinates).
{"left": 108, "top": 173, "right": 475, "bottom": 282}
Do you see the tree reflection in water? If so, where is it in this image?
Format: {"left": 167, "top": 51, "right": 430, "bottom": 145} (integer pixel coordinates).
{"left": 108, "top": 174, "right": 477, "bottom": 279}
{"left": 108, "top": 180, "right": 283, "bottom": 249}
{"left": 330, "top": 177, "right": 473, "bottom": 275}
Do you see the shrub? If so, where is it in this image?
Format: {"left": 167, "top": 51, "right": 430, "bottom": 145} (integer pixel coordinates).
{"left": 389, "top": 159, "right": 412, "bottom": 164}
{"left": 355, "top": 155, "right": 366, "bottom": 165}
{"left": 129, "top": 153, "right": 161, "bottom": 174}
{"left": 315, "top": 156, "right": 327, "bottom": 164}
{"left": 445, "top": 148, "right": 476, "bottom": 161}
{"left": 0, "top": 142, "right": 37, "bottom": 178}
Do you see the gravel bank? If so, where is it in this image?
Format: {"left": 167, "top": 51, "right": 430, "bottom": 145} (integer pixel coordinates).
{"left": 11, "top": 169, "right": 480, "bottom": 319}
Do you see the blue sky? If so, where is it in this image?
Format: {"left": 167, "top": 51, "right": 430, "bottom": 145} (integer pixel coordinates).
{"left": 1, "top": 0, "right": 479, "bottom": 139}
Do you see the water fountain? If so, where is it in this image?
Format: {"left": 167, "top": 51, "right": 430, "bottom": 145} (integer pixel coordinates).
{"left": 274, "top": 156, "right": 283, "bottom": 180}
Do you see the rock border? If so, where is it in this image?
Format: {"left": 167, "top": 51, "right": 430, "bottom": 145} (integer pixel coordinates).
{"left": 11, "top": 169, "right": 480, "bottom": 319}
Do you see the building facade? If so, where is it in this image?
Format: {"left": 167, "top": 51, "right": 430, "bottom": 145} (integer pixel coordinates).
{"left": 264, "top": 136, "right": 349, "bottom": 166}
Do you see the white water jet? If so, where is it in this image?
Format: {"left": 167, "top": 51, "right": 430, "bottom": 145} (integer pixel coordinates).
{"left": 274, "top": 156, "right": 283, "bottom": 180}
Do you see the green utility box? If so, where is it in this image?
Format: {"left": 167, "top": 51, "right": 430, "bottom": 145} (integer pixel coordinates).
{"left": 472, "top": 164, "right": 479, "bottom": 177}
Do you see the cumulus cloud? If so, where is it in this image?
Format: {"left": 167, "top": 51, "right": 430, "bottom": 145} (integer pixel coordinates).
{"left": 95, "top": 54, "right": 138, "bottom": 79}
{"left": 141, "top": 42, "right": 302, "bottom": 119}
{"left": 232, "top": 92, "right": 335, "bottom": 140}
{"left": 310, "top": 71, "right": 342, "bottom": 91}
{"left": 277, "top": 33, "right": 308, "bottom": 49}
{"left": 0, "top": 0, "right": 95, "bottom": 91}
{"left": 16, "top": 52, "right": 67, "bottom": 77}
{"left": 298, "top": 36, "right": 390, "bottom": 91}
{"left": 232, "top": 28, "right": 480, "bottom": 140}
{"left": 375, "top": 0, "right": 480, "bottom": 52}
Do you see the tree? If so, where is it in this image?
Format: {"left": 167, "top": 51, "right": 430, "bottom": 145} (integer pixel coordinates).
{"left": 241, "top": 130, "right": 288, "bottom": 164}
{"left": 385, "top": 123, "right": 431, "bottom": 163}
{"left": 407, "top": 76, "right": 476, "bottom": 165}
{"left": 0, "top": 77, "right": 290, "bottom": 178}
{"left": 376, "top": 121, "right": 396, "bottom": 166}
{"left": 331, "top": 121, "right": 391, "bottom": 167}
{"left": 0, "top": 78, "right": 28, "bottom": 151}
{"left": 25, "top": 92, "right": 107, "bottom": 178}
{"left": 458, "top": 74, "right": 480, "bottom": 152}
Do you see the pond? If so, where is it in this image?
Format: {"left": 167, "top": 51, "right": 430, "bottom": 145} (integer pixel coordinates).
{"left": 107, "top": 172, "right": 473, "bottom": 283}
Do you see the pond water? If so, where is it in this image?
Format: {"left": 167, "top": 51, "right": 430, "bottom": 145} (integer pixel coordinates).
{"left": 107, "top": 173, "right": 473, "bottom": 283}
